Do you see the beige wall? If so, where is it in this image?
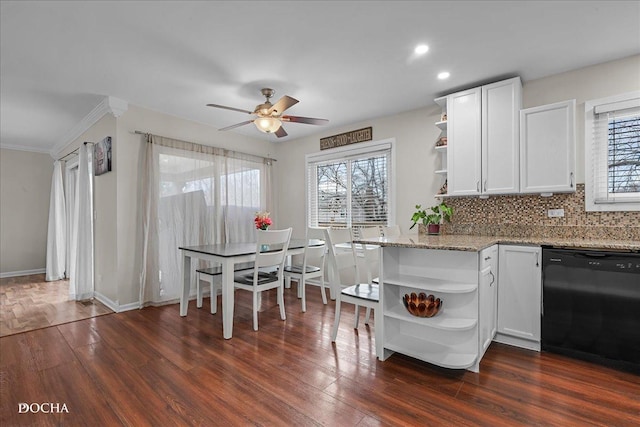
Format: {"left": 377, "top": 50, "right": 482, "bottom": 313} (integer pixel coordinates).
{"left": 274, "top": 55, "right": 640, "bottom": 235}
{"left": 0, "top": 149, "right": 53, "bottom": 274}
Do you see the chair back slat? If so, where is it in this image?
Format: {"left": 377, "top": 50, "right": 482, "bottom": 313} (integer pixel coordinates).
{"left": 254, "top": 228, "right": 292, "bottom": 270}
{"left": 303, "top": 227, "right": 327, "bottom": 269}
{"left": 359, "top": 226, "right": 381, "bottom": 239}
{"left": 381, "top": 224, "right": 401, "bottom": 237}
{"left": 325, "top": 227, "right": 360, "bottom": 288}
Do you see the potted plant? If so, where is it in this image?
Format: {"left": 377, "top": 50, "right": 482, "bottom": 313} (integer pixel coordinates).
{"left": 409, "top": 201, "right": 453, "bottom": 235}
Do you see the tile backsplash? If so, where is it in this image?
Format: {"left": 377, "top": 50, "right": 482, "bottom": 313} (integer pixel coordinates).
{"left": 442, "top": 185, "right": 640, "bottom": 241}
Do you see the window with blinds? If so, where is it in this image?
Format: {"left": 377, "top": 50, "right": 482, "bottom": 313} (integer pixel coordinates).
{"left": 307, "top": 141, "right": 392, "bottom": 229}
{"left": 586, "top": 92, "right": 640, "bottom": 211}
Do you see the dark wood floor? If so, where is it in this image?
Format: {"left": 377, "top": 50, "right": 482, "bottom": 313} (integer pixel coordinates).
{"left": 1, "top": 284, "right": 638, "bottom": 426}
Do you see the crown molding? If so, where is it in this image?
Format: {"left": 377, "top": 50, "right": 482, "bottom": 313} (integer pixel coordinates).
{"left": 50, "top": 96, "right": 128, "bottom": 157}
{"left": 0, "top": 143, "right": 51, "bottom": 154}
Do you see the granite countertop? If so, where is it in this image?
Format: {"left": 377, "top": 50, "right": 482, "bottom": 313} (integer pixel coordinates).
{"left": 354, "top": 234, "right": 640, "bottom": 252}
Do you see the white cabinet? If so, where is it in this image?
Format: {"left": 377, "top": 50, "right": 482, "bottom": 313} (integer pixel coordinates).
{"left": 496, "top": 245, "right": 542, "bottom": 351}
{"left": 479, "top": 245, "right": 498, "bottom": 358}
{"left": 520, "top": 100, "right": 576, "bottom": 194}
{"left": 379, "top": 246, "right": 495, "bottom": 372}
{"left": 447, "top": 88, "right": 482, "bottom": 195}
{"left": 482, "top": 78, "right": 522, "bottom": 194}
{"left": 443, "top": 77, "right": 522, "bottom": 196}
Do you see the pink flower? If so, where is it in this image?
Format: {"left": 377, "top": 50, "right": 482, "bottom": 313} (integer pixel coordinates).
{"left": 254, "top": 211, "right": 272, "bottom": 230}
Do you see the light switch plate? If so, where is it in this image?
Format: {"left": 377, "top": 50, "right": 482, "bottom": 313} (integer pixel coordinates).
{"left": 547, "top": 209, "right": 565, "bottom": 218}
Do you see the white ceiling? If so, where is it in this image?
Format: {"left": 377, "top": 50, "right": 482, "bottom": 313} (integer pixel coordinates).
{"left": 1, "top": 1, "right": 639, "bottom": 154}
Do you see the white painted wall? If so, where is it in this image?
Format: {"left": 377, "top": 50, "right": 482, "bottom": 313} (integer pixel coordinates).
{"left": 0, "top": 149, "right": 53, "bottom": 274}
{"left": 274, "top": 55, "right": 640, "bottom": 236}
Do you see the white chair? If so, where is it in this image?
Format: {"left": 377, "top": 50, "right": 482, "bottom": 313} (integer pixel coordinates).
{"left": 381, "top": 224, "right": 401, "bottom": 238}
{"left": 233, "top": 228, "right": 292, "bottom": 331}
{"left": 325, "top": 228, "right": 380, "bottom": 354}
{"left": 282, "top": 227, "right": 327, "bottom": 312}
{"left": 358, "top": 226, "right": 381, "bottom": 239}
{"left": 196, "top": 262, "right": 254, "bottom": 314}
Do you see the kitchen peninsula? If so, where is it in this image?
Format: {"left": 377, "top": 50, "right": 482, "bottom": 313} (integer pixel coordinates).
{"left": 356, "top": 233, "right": 640, "bottom": 372}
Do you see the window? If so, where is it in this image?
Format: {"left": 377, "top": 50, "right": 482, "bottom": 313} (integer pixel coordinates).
{"left": 307, "top": 140, "right": 394, "bottom": 229}
{"left": 585, "top": 92, "right": 640, "bottom": 212}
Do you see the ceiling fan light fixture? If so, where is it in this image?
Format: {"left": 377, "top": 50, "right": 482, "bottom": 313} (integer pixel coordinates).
{"left": 254, "top": 117, "right": 281, "bottom": 133}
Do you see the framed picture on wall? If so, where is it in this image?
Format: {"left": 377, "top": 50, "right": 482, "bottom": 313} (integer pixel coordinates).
{"left": 94, "top": 136, "right": 112, "bottom": 176}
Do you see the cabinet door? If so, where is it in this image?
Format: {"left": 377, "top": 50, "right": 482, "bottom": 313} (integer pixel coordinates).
{"left": 482, "top": 77, "right": 522, "bottom": 194}
{"left": 479, "top": 246, "right": 498, "bottom": 353}
{"left": 448, "top": 88, "right": 481, "bottom": 196}
{"left": 520, "top": 100, "right": 576, "bottom": 194}
{"left": 497, "top": 245, "right": 541, "bottom": 342}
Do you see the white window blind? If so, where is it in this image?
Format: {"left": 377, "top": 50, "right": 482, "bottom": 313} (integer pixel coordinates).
{"left": 591, "top": 97, "right": 640, "bottom": 205}
{"left": 307, "top": 143, "right": 392, "bottom": 230}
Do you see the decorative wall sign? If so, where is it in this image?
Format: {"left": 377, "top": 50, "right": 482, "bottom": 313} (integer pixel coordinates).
{"left": 320, "top": 127, "right": 372, "bottom": 150}
{"left": 94, "top": 136, "right": 112, "bottom": 176}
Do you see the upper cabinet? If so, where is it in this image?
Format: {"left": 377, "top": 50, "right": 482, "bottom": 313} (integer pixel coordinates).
{"left": 520, "top": 100, "right": 576, "bottom": 194}
{"left": 447, "top": 87, "right": 482, "bottom": 195}
{"left": 440, "top": 77, "right": 522, "bottom": 196}
{"left": 482, "top": 78, "right": 522, "bottom": 195}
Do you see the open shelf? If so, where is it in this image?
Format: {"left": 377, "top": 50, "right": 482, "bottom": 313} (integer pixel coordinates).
{"left": 435, "top": 169, "right": 448, "bottom": 175}
{"left": 435, "top": 120, "right": 448, "bottom": 131}
{"left": 383, "top": 273, "right": 477, "bottom": 293}
{"left": 435, "top": 145, "right": 448, "bottom": 152}
{"left": 384, "top": 305, "right": 477, "bottom": 331}
{"left": 384, "top": 336, "right": 477, "bottom": 370}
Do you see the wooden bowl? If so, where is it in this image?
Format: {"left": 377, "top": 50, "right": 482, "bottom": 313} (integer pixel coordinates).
{"left": 402, "top": 292, "right": 442, "bottom": 318}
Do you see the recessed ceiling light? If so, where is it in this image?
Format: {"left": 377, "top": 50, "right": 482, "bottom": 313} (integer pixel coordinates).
{"left": 438, "top": 71, "right": 450, "bottom": 80}
{"left": 414, "top": 44, "right": 429, "bottom": 55}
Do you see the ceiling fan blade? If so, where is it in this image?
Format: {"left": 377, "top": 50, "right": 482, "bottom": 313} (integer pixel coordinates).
{"left": 268, "top": 95, "right": 299, "bottom": 115}
{"left": 282, "top": 115, "right": 329, "bottom": 125}
{"left": 275, "top": 126, "right": 288, "bottom": 138}
{"left": 219, "top": 120, "right": 253, "bottom": 131}
{"left": 207, "top": 103, "right": 253, "bottom": 114}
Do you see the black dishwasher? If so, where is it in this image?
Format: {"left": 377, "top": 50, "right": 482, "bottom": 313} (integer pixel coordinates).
{"left": 542, "top": 247, "right": 640, "bottom": 374}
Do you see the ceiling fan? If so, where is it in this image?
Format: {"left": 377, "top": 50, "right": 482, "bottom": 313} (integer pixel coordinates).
{"left": 207, "top": 88, "right": 328, "bottom": 138}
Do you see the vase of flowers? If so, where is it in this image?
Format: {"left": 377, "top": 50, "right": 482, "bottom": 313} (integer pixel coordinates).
{"left": 254, "top": 211, "right": 272, "bottom": 230}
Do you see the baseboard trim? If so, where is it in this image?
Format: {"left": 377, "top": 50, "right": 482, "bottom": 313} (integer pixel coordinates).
{"left": 0, "top": 268, "right": 46, "bottom": 279}
{"left": 94, "top": 291, "right": 140, "bottom": 313}
{"left": 494, "top": 333, "right": 541, "bottom": 352}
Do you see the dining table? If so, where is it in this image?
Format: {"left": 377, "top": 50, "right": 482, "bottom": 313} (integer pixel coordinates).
{"left": 179, "top": 239, "right": 323, "bottom": 339}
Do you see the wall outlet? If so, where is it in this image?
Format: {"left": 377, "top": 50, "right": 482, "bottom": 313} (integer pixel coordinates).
{"left": 547, "top": 208, "right": 565, "bottom": 218}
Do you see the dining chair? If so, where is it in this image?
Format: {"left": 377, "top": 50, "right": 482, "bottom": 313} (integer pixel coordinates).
{"left": 325, "top": 227, "right": 380, "bottom": 353}
{"left": 355, "top": 226, "right": 381, "bottom": 322}
{"left": 196, "top": 262, "right": 254, "bottom": 314}
{"left": 358, "top": 226, "right": 381, "bottom": 239}
{"left": 381, "top": 224, "right": 401, "bottom": 237}
{"left": 233, "top": 228, "right": 292, "bottom": 331}
{"left": 282, "top": 227, "right": 327, "bottom": 312}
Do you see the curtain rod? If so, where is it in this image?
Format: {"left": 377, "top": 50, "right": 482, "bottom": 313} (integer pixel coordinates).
{"left": 134, "top": 130, "right": 277, "bottom": 163}
{"left": 57, "top": 141, "right": 94, "bottom": 161}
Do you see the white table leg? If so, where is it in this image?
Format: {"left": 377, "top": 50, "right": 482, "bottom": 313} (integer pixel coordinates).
{"left": 180, "top": 253, "right": 191, "bottom": 316}
{"left": 222, "top": 258, "right": 235, "bottom": 339}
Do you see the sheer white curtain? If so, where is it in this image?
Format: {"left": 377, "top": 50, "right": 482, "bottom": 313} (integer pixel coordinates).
{"left": 45, "top": 161, "right": 66, "bottom": 281}
{"left": 65, "top": 159, "right": 78, "bottom": 279}
{"left": 139, "top": 135, "right": 273, "bottom": 307}
{"left": 69, "top": 144, "right": 94, "bottom": 300}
